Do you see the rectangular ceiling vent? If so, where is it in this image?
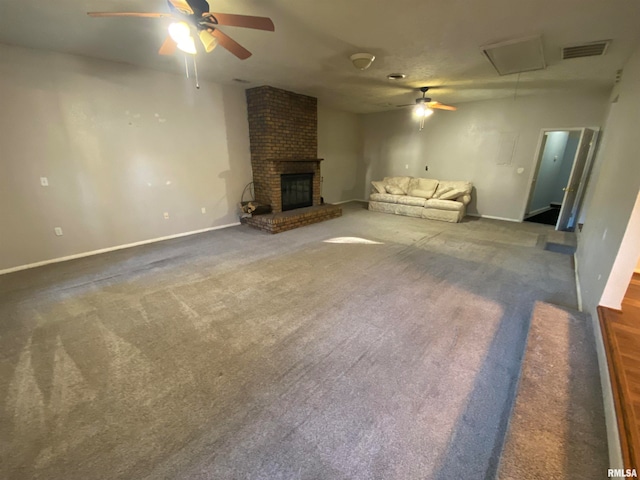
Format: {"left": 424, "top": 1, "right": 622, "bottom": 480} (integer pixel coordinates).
{"left": 562, "top": 41, "right": 610, "bottom": 60}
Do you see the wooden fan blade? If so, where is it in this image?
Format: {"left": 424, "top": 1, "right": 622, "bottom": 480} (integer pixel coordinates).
{"left": 209, "top": 29, "right": 251, "bottom": 59}
{"left": 88, "top": 12, "right": 173, "bottom": 18}
{"left": 167, "top": 0, "right": 193, "bottom": 14}
{"left": 205, "top": 13, "right": 275, "bottom": 31}
{"left": 429, "top": 101, "right": 457, "bottom": 111}
{"left": 159, "top": 36, "right": 177, "bottom": 55}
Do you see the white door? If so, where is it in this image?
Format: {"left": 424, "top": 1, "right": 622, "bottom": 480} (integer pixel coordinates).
{"left": 556, "top": 128, "right": 598, "bottom": 231}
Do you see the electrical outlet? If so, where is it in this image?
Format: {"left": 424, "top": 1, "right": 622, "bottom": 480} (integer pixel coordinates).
{"left": 201, "top": 207, "right": 206, "bottom": 214}
{"left": 163, "top": 212, "right": 170, "bottom": 220}
{"left": 40, "top": 177, "right": 49, "bottom": 186}
{"left": 54, "top": 227, "right": 63, "bottom": 236}
{"left": 405, "top": 164, "right": 409, "bottom": 169}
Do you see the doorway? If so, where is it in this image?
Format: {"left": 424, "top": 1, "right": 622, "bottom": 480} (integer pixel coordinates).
{"left": 524, "top": 127, "right": 599, "bottom": 231}
{"left": 600, "top": 189, "right": 640, "bottom": 310}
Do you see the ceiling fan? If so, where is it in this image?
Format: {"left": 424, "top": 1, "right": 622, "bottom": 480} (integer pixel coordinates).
{"left": 87, "top": 0, "right": 275, "bottom": 60}
{"left": 397, "top": 87, "right": 457, "bottom": 130}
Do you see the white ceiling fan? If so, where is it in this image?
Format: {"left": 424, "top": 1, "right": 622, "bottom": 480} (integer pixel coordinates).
{"left": 397, "top": 87, "right": 457, "bottom": 130}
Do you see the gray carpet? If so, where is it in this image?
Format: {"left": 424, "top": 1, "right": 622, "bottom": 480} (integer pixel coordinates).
{"left": 498, "top": 302, "right": 607, "bottom": 479}
{"left": 0, "top": 202, "right": 598, "bottom": 479}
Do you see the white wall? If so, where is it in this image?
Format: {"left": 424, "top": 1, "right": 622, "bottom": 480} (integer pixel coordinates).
{"left": 361, "top": 90, "right": 609, "bottom": 220}
{"left": 599, "top": 192, "right": 640, "bottom": 308}
{"left": 575, "top": 43, "right": 640, "bottom": 472}
{"left": 0, "top": 44, "right": 252, "bottom": 271}
{"left": 577, "top": 42, "right": 640, "bottom": 315}
{"left": 318, "top": 106, "right": 364, "bottom": 203}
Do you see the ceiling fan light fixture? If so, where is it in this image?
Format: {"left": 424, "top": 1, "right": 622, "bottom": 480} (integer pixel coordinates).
{"left": 199, "top": 30, "right": 218, "bottom": 52}
{"left": 177, "top": 36, "right": 197, "bottom": 55}
{"left": 414, "top": 105, "right": 433, "bottom": 118}
{"left": 168, "top": 21, "right": 192, "bottom": 43}
{"left": 350, "top": 53, "right": 375, "bottom": 70}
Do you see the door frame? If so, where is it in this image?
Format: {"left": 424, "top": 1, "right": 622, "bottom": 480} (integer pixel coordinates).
{"left": 521, "top": 126, "right": 599, "bottom": 225}
{"left": 562, "top": 128, "right": 600, "bottom": 230}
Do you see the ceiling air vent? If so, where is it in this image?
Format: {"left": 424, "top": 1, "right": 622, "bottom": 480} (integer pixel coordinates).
{"left": 562, "top": 41, "right": 610, "bottom": 60}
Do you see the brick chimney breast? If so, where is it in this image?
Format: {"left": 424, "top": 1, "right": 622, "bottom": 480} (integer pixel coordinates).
{"left": 246, "top": 86, "right": 320, "bottom": 213}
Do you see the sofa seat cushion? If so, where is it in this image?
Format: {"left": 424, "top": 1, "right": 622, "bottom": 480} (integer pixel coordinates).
{"left": 383, "top": 176, "right": 412, "bottom": 194}
{"left": 370, "top": 193, "right": 404, "bottom": 203}
{"left": 424, "top": 198, "right": 465, "bottom": 212}
{"left": 396, "top": 195, "right": 426, "bottom": 207}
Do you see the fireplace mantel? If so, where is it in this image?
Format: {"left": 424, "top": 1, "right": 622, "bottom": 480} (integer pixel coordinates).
{"left": 266, "top": 158, "right": 324, "bottom": 163}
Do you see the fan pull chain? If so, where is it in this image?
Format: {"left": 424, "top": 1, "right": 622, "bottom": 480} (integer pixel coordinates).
{"left": 193, "top": 57, "right": 200, "bottom": 89}
{"left": 184, "top": 56, "right": 190, "bottom": 79}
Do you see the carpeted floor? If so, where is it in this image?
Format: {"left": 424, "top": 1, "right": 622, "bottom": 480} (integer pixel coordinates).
{"left": 498, "top": 302, "right": 607, "bottom": 479}
{"left": 0, "top": 202, "right": 604, "bottom": 479}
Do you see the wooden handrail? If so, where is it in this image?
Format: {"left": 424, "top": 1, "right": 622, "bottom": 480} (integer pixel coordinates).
{"left": 598, "top": 273, "right": 640, "bottom": 474}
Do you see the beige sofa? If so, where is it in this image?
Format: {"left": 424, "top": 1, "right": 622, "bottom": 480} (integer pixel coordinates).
{"left": 368, "top": 176, "right": 473, "bottom": 223}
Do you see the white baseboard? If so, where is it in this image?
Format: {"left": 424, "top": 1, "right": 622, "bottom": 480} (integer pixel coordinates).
{"left": 466, "top": 213, "right": 521, "bottom": 223}
{"left": 332, "top": 199, "right": 368, "bottom": 205}
{"left": 0, "top": 222, "right": 240, "bottom": 276}
{"left": 591, "top": 310, "right": 625, "bottom": 474}
{"left": 574, "top": 253, "right": 583, "bottom": 312}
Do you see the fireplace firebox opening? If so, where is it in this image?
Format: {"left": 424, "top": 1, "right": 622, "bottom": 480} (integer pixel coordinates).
{"left": 281, "top": 173, "right": 313, "bottom": 211}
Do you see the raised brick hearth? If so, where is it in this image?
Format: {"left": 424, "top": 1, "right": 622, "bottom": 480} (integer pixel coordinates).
{"left": 241, "top": 204, "right": 342, "bottom": 234}
{"left": 244, "top": 86, "right": 342, "bottom": 232}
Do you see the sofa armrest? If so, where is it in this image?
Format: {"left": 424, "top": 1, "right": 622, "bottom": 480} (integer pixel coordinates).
{"left": 460, "top": 194, "right": 471, "bottom": 206}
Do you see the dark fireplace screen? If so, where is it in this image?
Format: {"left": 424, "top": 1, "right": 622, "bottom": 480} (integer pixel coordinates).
{"left": 281, "top": 173, "right": 313, "bottom": 211}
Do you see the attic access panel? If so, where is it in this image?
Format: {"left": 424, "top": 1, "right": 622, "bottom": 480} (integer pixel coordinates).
{"left": 482, "top": 35, "right": 546, "bottom": 76}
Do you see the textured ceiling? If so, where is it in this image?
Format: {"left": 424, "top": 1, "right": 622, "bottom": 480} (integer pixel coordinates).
{"left": 0, "top": 0, "right": 639, "bottom": 113}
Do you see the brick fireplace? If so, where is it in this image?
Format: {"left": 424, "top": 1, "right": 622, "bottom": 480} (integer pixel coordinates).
{"left": 251, "top": 158, "right": 322, "bottom": 214}
{"left": 243, "top": 86, "right": 341, "bottom": 233}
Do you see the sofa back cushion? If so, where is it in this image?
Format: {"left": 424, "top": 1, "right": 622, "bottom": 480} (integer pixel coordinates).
{"left": 385, "top": 185, "right": 405, "bottom": 195}
{"left": 371, "top": 180, "right": 387, "bottom": 194}
{"left": 439, "top": 188, "right": 467, "bottom": 200}
{"left": 434, "top": 181, "right": 472, "bottom": 199}
{"left": 383, "top": 176, "right": 412, "bottom": 194}
{"left": 408, "top": 178, "right": 439, "bottom": 199}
